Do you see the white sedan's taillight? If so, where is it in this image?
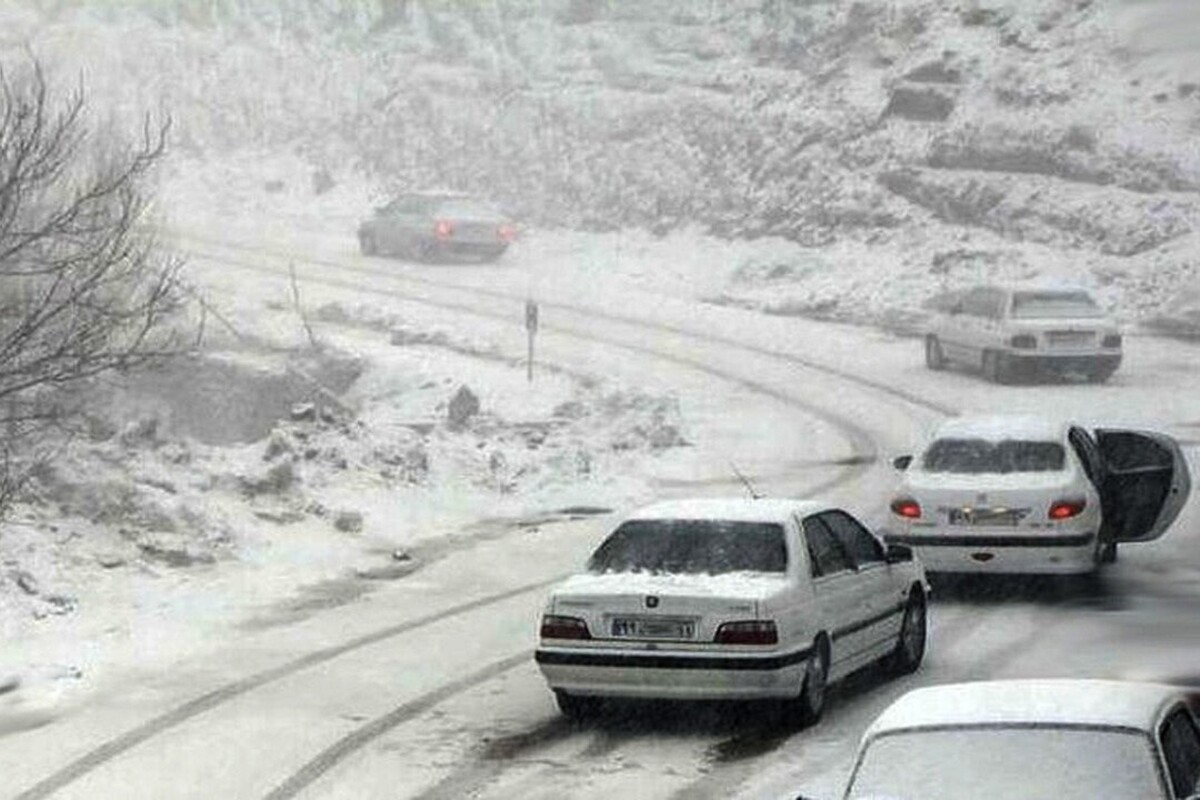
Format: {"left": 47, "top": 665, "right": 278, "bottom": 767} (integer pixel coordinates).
{"left": 714, "top": 620, "right": 778, "bottom": 645}
{"left": 1048, "top": 498, "right": 1086, "bottom": 520}
{"left": 540, "top": 614, "right": 591, "bottom": 640}
{"left": 890, "top": 497, "right": 922, "bottom": 519}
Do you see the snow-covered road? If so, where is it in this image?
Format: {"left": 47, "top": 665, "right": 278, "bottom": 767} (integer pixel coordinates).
{"left": 6, "top": 226, "right": 1200, "bottom": 800}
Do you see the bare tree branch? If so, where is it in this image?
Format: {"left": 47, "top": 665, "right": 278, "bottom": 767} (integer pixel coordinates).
{"left": 0, "top": 56, "right": 185, "bottom": 521}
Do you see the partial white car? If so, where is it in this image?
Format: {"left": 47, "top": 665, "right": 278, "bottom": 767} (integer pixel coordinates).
{"left": 822, "top": 679, "right": 1200, "bottom": 800}
{"left": 535, "top": 498, "right": 929, "bottom": 724}
{"left": 924, "top": 285, "right": 1123, "bottom": 383}
{"left": 885, "top": 414, "right": 1190, "bottom": 576}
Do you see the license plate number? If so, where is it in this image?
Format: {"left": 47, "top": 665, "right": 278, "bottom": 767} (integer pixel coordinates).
{"left": 948, "top": 508, "right": 1022, "bottom": 526}
{"left": 1046, "top": 331, "right": 1093, "bottom": 348}
{"left": 611, "top": 618, "right": 695, "bottom": 640}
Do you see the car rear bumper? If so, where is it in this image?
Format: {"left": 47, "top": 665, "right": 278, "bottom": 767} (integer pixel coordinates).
{"left": 1006, "top": 352, "right": 1121, "bottom": 373}
{"left": 535, "top": 646, "right": 809, "bottom": 700}
{"left": 886, "top": 531, "right": 1098, "bottom": 575}
{"left": 436, "top": 240, "right": 507, "bottom": 259}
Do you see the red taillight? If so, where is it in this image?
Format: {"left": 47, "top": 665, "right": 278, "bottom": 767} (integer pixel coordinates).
{"left": 1048, "top": 499, "right": 1086, "bottom": 520}
{"left": 434, "top": 219, "right": 454, "bottom": 240}
{"left": 714, "top": 620, "right": 778, "bottom": 645}
{"left": 890, "top": 497, "right": 922, "bottom": 519}
{"left": 497, "top": 223, "right": 517, "bottom": 243}
{"left": 540, "top": 614, "right": 591, "bottom": 640}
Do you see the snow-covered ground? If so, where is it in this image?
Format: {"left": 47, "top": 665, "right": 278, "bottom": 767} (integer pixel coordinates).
{"left": 3, "top": 2, "right": 1200, "bottom": 798}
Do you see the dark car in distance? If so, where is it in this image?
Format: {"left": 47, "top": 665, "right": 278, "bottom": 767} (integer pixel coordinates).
{"left": 357, "top": 192, "right": 516, "bottom": 263}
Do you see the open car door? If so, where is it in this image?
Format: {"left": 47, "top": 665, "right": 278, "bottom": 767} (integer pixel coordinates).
{"left": 1095, "top": 429, "right": 1192, "bottom": 543}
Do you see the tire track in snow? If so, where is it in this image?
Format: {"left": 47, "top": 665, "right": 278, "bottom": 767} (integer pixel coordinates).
{"left": 11, "top": 581, "right": 557, "bottom": 800}
{"left": 167, "top": 235, "right": 952, "bottom": 799}
{"left": 16, "top": 234, "right": 900, "bottom": 799}
{"left": 261, "top": 651, "right": 535, "bottom": 800}
{"left": 173, "top": 232, "right": 957, "bottom": 419}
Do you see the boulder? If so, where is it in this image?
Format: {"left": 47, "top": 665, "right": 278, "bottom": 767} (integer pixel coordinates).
{"left": 446, "top": 386, "right": 480, "bottom": 430}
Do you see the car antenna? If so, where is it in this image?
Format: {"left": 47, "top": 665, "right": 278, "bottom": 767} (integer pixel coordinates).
{"left": 730, "top": 461, "right": 764, "bottom": 499}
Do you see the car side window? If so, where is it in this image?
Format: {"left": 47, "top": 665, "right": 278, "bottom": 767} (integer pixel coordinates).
{"left": 1068, "top": 426, "right": 1103, "bottom": 488}
{"left": 961, "top": 288, "right": 1000, "bottom": 318}
{"left": 801, "top": 515, "right": 854, "bottom": 578}
{"left": 1160, "top": 707, "right": 1200, "bottom": 799}
{"left": 821, "top": 510, "right": 884, "bottom": 568}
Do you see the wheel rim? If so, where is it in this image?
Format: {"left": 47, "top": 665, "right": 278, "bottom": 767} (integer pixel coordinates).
{"left": 901, "top": 601, "right": 926, "bottom": 661}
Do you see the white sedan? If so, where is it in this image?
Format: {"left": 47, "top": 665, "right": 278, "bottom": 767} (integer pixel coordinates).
{"left": 535, "top": 498, "right": 929, "bottom": 724}
{"left": 825, "top": 679, "right": 1200, "bottom": 800}
{"left": 885, "top": 414, "right": 1191, "bottom": 575}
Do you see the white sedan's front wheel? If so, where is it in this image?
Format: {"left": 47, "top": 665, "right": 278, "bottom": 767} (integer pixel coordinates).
{"left": 887, "top": 592, "right": 928, "bottom": 676}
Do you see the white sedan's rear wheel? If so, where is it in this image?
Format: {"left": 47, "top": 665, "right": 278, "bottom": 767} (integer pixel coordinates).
{"left": 554, "top": 690, "right": 598, "bottom": 721}
{"left": 358, "top": 231, "right": 378, "bottom": 256}
{"left": 783, "top": 638, "right": 828, "bottom": 728}
{"left": 925, "top": 336, "right": 946, "bottom": 370}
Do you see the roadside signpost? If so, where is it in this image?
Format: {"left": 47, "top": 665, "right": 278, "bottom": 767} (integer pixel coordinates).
{"left": 525, "top": 299, "right": 539, "bottom": 383}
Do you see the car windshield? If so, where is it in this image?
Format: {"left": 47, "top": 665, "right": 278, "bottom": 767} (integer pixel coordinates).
{"left": 921, "top": 438, "right": 1066, "bottom": 473}
{"left": 1010, "top": 291, "right": 1104, "bottom": 319}
{"left": 587, "top": 519, "right": 787, "bottom": 575}
{"left": 845, "top": 726, "right": 1163, "bottom": 800}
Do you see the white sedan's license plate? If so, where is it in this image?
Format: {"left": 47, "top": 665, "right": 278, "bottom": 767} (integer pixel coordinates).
{"left": 611, "top": 617, "right": 695, "bottom": 640}
{"left": 948, "top": 508, "right": 1024, "bottom": 526}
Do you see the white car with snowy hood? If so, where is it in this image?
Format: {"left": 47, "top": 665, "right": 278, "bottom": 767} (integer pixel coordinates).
{"left": 818, "top": 679, "right": 1200, "bottom": 800}
{"left": 886, "top": 414, "right": 1191, "bottom": 575}
{"left": 535, "top": 498, "right": 929, "bottom": 724}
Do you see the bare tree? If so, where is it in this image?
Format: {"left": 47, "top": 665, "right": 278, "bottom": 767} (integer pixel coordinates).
{"left": 0, "top": 58, "right": 183, "bottom": 513}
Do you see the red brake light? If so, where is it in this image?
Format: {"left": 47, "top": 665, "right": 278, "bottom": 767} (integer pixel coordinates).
{"left": 890, "top": 497, "right": 922, "bottom": 519}
{"left": 714, "top": 620, "right": 778, "bottom": 645}
{"left": 1048, "top": 499, "right": 1086, "bottom": 520}
{"left": 434, "top": 219, "right": 454, "bottom": 240}
{"left": 497, "top": 223, "right": 517, "bottom": 242}
{"left": 540, "top": 614, "right": 591, "bottom": 640}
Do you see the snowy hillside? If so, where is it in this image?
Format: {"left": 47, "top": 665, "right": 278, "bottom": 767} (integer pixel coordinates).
{"left": 3, "top": 1, "right": 1199, "bottom": 327}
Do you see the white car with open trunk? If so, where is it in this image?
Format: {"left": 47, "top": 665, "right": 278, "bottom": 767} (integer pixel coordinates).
{"left": 535, "top": 498, "right": 929, "bottom": 724}
{"left": 820, "top": 679, "right": 1200, "bottom": 800}
{"left": 886, "top": 414, "right": 1191, "bottom": 576}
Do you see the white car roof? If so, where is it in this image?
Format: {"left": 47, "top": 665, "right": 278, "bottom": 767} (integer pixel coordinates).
{"left": 932, "top": 414, "right": 1069, "bottom": 442}
{"left": 624, "top": 497, "right": 833, "bottom": 524}
{"left": 867, "top": 680, "right": 1183, "bottom": 737}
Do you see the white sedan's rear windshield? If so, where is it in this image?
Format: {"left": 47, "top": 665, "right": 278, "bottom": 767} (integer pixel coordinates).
{"left": 588, "top": 520, "right": 787, "bottom": 575}
{"left": 847, "top": 726, "right": 1163, "bottom": 800}
{"left": 922, "top": 438, "right": 1066, "bottom": 473}
{"left": 1011, "top": 291, "right": 1104, "bottom": 319}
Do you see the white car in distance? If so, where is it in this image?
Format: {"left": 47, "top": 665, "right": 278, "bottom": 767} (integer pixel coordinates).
{"left": 924, "top": 285, "right": 1123, "bottom": 383}
{"left": 886, "top": 415, "right": 1190, "bottom": 576}
{"left": 535, "top": 498, "right": 929, "bottom": 725}
{"left": 815, "top": 679, "right": 1200, "bottom": 800}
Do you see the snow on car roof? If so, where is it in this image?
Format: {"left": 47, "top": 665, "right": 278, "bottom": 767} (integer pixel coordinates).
{"left": 1008, "top": 279, "right": 1098, "bottom": 295}
{"left": 625, "top": 497, "right": 832, "bottom": 524}
{"left": 867, "top": 680, "right": 1183, "bottom": 737}
{"left": 933, "top": 414, "right": 1068, "bottom": 442}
